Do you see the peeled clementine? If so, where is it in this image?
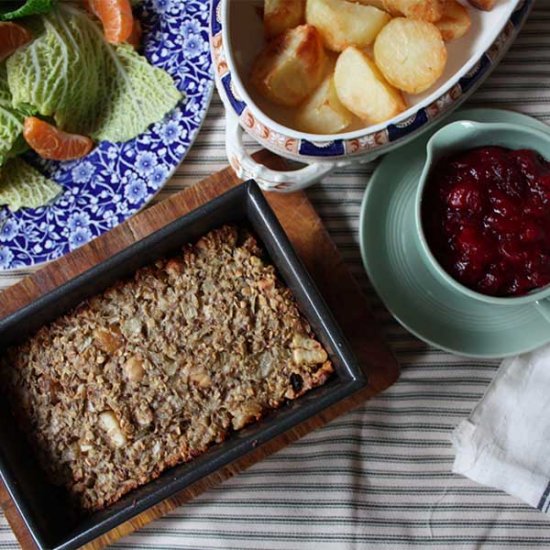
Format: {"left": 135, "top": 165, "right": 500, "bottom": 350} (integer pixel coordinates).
{"left": 88, "top": 0, "right": 134, "bottom": 44}
{"left": 0, "top": 22, "right": 32, "bottom": 62}
{"left": 23, "top": 117, "right": 94, "bottom": 161}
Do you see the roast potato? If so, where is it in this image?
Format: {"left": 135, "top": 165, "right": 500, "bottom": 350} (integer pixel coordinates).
{"left": 306, "top": 0, "right": 390, "bottom": 52}
{"left": 250, "top": 24, "right": 327, "bottom": 107}
{"left": 264, "top": 0, "right": 306, "bottom": 38}
{"left": 295, "top": 74, "right": 353, "bottom": 133}
{"left": 355, "top": 0, "right": 445, "bottom": 22}
{"left": 436, "top": 0, "right": 471, "bottom": 41}
{"left": 374, "top": 18, "right": 447, "bottom": 94}
{"left": 334, "top": 46, "right": 405, "bottom": 124}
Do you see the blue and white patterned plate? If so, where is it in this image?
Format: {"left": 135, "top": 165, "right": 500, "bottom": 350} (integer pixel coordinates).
{"left": 0, "top": 0, "right": 214, "bottom": 270}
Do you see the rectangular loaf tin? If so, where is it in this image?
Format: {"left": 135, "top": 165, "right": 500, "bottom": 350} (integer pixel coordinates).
{"left": 0, "top": 180, "right": 366, "bottom": 550}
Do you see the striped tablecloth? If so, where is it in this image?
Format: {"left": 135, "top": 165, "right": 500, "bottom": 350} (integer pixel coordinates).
{"left": 1, "top": 4, "right": 550, "bottom": 548}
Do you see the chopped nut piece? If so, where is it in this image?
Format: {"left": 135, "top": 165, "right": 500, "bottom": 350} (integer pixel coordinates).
{"left": 165, "top": 258, "right": 184, "bottom": 276}
{"left": 231, "top": 400, "right": 263, "bottom": 430}
{"left": 98, "top": 410, "right": 127, "bottom": 448}
{"left": 259, "top": 351, "right": 275, "bottom": 377}
{"left": 38, "top": 375, "right": 61, "bottom": 402}
{"left": 189, "top": 368, "right": 212, "bottom": 388}
{"left": 123, "top": 355, "right": 144, "bottom": 383}
{"left": 93, "top": 327, "right": 123, "bottom": 354}
{"left": 258, "top": 278, "right": 274, "bottom": 291}
{"left": 121, "top": 318, "right": 142, "bottom": 338}
{"left": 291, "top": 334, "right": 328, "bottom": 365}
{"left": 134, "top": 403, "right": 154, "bottom": 427}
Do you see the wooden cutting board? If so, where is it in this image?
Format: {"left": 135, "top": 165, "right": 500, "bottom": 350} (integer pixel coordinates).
{"left": 0, "top": 150, "right": 399, "bottom": 550}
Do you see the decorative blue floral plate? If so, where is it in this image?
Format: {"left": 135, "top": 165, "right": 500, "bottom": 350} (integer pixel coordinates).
{"left": 0, "top": 0, "right": 214, "bottom": 270}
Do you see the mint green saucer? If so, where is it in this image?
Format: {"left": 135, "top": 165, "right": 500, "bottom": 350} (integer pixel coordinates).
{"left": 360, "top": 108, "right": 550, "bottom": 358}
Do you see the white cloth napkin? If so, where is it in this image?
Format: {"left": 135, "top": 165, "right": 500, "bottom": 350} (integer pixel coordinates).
{"left": 452, "top": 345, "right": 550, "bottom": 512}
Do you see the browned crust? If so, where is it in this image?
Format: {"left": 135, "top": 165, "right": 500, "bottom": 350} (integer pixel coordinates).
{"left": 436, "top": 0, "right": 471, "bottom": 41}
{"left": 250, "top": 24, "right": 326, "bottom": 107}
{"left": 264, "top": 0, "right": 306, "bottom": 38}
{"left": 383, "top": 0, "right": 445, "bottom": 21}
{"left": 467, "top": 0, "right": 496, "bottom": 10}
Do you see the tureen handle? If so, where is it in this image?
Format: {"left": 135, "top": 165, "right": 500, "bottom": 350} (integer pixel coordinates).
{"left": 225, "top": 110, "right": 335, "bottom": 192}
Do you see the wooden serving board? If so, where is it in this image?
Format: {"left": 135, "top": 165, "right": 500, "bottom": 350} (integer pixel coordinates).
{"left": 0, "top": 150, "right": 399, "bottom": 550}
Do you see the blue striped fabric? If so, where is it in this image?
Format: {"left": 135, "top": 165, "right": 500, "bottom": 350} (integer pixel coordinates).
{"left": 537, "top": 483, "right": 550, "bottom": 512}
{"left": 1, "top": 3, "right": 550, "bottom": 548}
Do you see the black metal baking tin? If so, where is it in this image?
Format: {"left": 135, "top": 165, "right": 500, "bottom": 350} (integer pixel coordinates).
{"left": 0, "top": 180, "right": 366, "bottom": 550}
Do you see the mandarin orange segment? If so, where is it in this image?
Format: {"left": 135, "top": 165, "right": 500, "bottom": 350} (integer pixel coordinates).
{"left": 127, "top": 19, "right": 142, "bottom": 49}
{"left": 0, "top": 22, "right": 32, "bottom": 62}
{"left": 23, "top": 117, "right": 94, "bottom": 161}
{"left": 89, "top": 0, "right": 134, "bottom": 44}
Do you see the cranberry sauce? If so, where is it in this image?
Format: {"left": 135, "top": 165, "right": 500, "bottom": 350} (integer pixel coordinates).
{"left": 422, "top": 146, "right": 550, "bottom": 297}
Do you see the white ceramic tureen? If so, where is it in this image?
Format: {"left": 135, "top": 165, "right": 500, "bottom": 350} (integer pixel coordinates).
{"left": 210, "top": 0, "right": 532, "bottom": 192}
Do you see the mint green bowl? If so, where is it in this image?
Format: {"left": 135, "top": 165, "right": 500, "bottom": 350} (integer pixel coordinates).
{"left": 360, "top": 108, "right": 550, "bottom": 358}
{"left": 415, "top": 121, "right": 550, "bottom": 319}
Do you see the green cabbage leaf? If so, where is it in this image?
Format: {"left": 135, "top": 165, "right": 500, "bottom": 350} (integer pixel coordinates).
{"left": 0, "top": 66, "right": 26, "bottom": 167}
{"left": 93, "top": 43, "right": 183, "bottom": 142}
{"left": 7, "top": 4, "right": 182, "bottom": 143}
{"left": 0, "top": 0, "right": 54, "bottom": 21}
{"left": 0, "top": 158, "right": 61, "bottom": 211}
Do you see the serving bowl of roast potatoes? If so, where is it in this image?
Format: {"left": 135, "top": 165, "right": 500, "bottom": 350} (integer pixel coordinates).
{"left": 209, "top": 0, "right": 533, "bottom": 191}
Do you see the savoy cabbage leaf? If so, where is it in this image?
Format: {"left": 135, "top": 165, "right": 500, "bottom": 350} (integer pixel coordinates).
{"left": 0, "top": 65, "right": 26, "bottom": 167}
{"left": 0, "top": 157, "right": 61, "bottom": 211}
{"left": 0, "top": 0, "right": 54, "bottom": 21}
{"left": 7, "top": 4, "right": 182, "bottom": 143}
